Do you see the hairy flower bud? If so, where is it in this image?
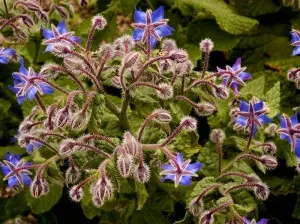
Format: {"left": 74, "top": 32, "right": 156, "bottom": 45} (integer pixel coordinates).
{"left": 287, "top": 68, "right": 300, "bottom": 82}
{"left": 44, "top": 105, "right": 57, "bottom": 130}
{"left": 260, "top": 155, "right": 278, "bottom": 170}
{"left": 254, "top": 183, "right": 269, "bottom": 200}
{"left": 181, "top": 116, "right": 197, "bottom": 132}
{"left": 264, "top": 123, "right": 278, "bottom": 137}
{"left": 19, "top": 120, "right": 35, "bottom": 133}
{"left": 210, "top": 129, "right": 226, "bottom": 144}
{"left": 213, "top": 85, "right": 229, "bottom": 99}
{"left": 92, "top": 15, "right": 107, "bottom": 30}
{"left": 122, "top": 132, "right": 140, "bottom": 156}
{"left": 199, "top": 211, "right": 214, "bottom": 224}
{"left": 55, "top": 108, "right": 71, "bottom": 127}
{"left": 121, "top": 35, "right": 135, "bottom": 53}
{"left": 99, "top": 44, "right": 114, "bottom": 59}
{"left": 37, "top": 11, "right": 49, "bottom": 23}
{"left": 66, "top": 166, "right": 81, "bottom": 184}
{"left": 21, "top": 15, "right": 34, "bottom": 28}
{"left": 169, "top": 50, "right": 188, "bottom": 63}
{"left": 200, "top": 38, "right": 214, "bottom": 52}
{"left": 59, "top": 139, "right": 75, "bottom": 155}
{"left": 261, "top": 142, "right": 277, "bottom": 155}
{"left": 69, "top": 185, "right": 84, "bottom": 202}
{"left": 124, "top": 52, "right": 140, "bottom": 67}
{"left": 17, "top": 30, "right": 28, "bottom": 40}
{"left": 52, "top": 44, "right": 71, "bottom": 57}
{"left": 195, "top": 102, "right": 216, "bottom": 116}
{"left": 71, "top": 112, "right": 90, "bottom": 131}
{"left": 156, "top": 83, "right": 173, "bottom": 99}
{"left": 30, "top": 177, "right": 49, "bottom": 198}
{"left": 153, "top": 109, "right": 172, "bottom": 123}
{"left": 188, "top": 198, "right": 203, "bottom": 216}
{"left": 54, "top": 5, "right": 69, "bottom": 19}
{"left": 161, "top": 39, "right": 177, "bottom": 52}
{"left": 79, "top": 0, "right": 89, "bottom": 7}
{"left": 117, "top": 148, "right": 133, "bottom": 178}
{"left": 134, "top": 162, "right": 150, "bottom": 183}
{"left": 111, "top": 76, "right": 121, "bottom": 88}
{"left": 91, "top": 177, "right": 114, "bottom": 207}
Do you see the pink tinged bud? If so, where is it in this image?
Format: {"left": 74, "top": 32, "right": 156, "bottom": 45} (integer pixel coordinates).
{"left": 264, "top": 123, "right": 278, "bottom": 137}
{"left": 134, "top": 162, "right": 150, "bottom": 183}
{"left": 40, "top": 63, "right": 60, "bottom": 78}
{"left": 21, "top": 15, "right": 34, "bottom": 28}
{"left": 229, "top": 107, "right": 239, "bottom": 118}
{"left": 199, "top": 211, "right": 214, "bottom": 224}
{"left": 199, "top": 38, "right": 214, "bottom": 52}
{"left": 153, "top": 109, "right": 171, "bottom": 123}
{"left": 260, "top": 155, "right": 278, "bottom": 170}
{"left": 69, "top": 185, "right": 84, "bottom": 202}
{"left": 195, "top": 102, "right": 216, "bottom": 116}
{"left": 54, "top": 5, "right": 69, "bottom": 19}
{"left": 59, "top": 139, "right": 75, "bottom": 155}
{"left": 156, "top": 83, "right": 173, "bottom": 100}
{"left": 121, "top": 35, "right": 135, "bottom": 53}
{"left": 117, "top": 149, "right": 133, "bottom": 178}
{"left": 65, "top": 166, "right": 81, "bottom": 184}
{"left": 71, "top": 112, "right": 90, "bottom": 131}
{"left": 124, "top": 52, "right": 140, "bottom": 67}
{"left": 254, "top": 183, "right": 269, "bottom": 200}
{"left": 261, "top": 142, "right": 277, "bottom": 155}
{"left": 169, "top": 50, "right": 188, "bottom": 63}
{"left": 91, "top": 177, "right": 114, "bottom": 207}
{"left": 16, "top": 30, "right": 28, "bottom": 40}
{"left": 55, "top": 108, "right": 71, "bottom": 127}
{"left": 161, "top": 39, "right": 177, "bottom": 52}
{"left": 188, "top": 198, "right": 203, "bottom": 216}
{"left": 287, "top": 68, "right": 300, "bottom": 81}
{"left": 30, "top": 177, "right": 49, "bottom": 198}
{"left": 181, "top": 116, "right": 197, "bottom": 132}
{"left": 52, "top": 44, "right": 71, "bottom": 57}
{"left": 19, "top": 120, "right": 34, "bottom": 133}
{"left": 111, "top": 76, "right": 122, "bottom": 88}
{"left": 213, "top": 85, "right": 229, "bottom": 99}
{"left": 122, "top": 132, "right": 140, "bottom": 156}
{"left": 92, "top": 15, "right": 107, "bottom": 30}
{"left": 79, "top": 0, "right": 89, "bottom": 7}
{"left": 36, "top": 11, "right": 49, "bottom": 23}
{"left": 210, "top": 129, "right": 226, "bottom": 144}
{"left": 99, "top": 44, "right": 114, "bottom": 59}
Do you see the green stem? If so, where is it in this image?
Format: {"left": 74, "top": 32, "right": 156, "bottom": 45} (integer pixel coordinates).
{"left": 3, "top": 0, "right": 8, "bottom": 16}
{"left": 119, "top": 90, "right": 131, "bottom": 131}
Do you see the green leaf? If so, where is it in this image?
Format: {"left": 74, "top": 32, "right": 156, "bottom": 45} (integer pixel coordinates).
{"left": 184, "top": 44, "right": 202, "bottom": 64}
{"left": 232, "top": 190, "right": 256, "bottom": 214}
{"left": 169, "top": 101, "right": 193, "bottom": 123}
{"left": 0, "top": 98, "right": 11, "bottom": 113}
{"left": 223, "top": 136, "right": 247, "bottom": 151}
{"left": 25, "top": 184, "right": 63, "bottom": 214}
{"left": 189, "top": 177, "right": 216, "bottom": 201}
{"left": 293, "top": 195, "right": 300, "bottom": 220}
{"left": 119, "top": 0, "right": 139, "bottom": 16}
{"left": 172, "top": 130, "right": 201, "bottom": 157}
{"left": 197, "top": 148, "right": 218, "bottom": 176}
{"left": 136, "top": 182, "right": 149, "bottom": 210}
{"left": 240, "top": 76, "right": 265, "bottom": 98}
{"left": 264, "top": 81, "right": 280, "bottom": 117}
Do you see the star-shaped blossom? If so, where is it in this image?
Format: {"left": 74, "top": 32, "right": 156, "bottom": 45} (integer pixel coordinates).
{"left": 131, "top": 6, "right": 174, "bottom": 48}
{"left": 291, "top": 29, "right": 300, "bottom": 56}
{"left": 0, "top": 47, "right": 17, "bottom": 64}
{"left": 217, "top": 58, "right": 252, "bottom": 94}
{"left": 42, "top": 20, "right": 81, "bottom": 52}
{"left": 278, "top": 110, "right": 300, "bottom": 157}
{"left": 160, "top": 153, "right": 203, "bottom": 187}
{"left": 9, "top": 58, "right": 54, "bottom": 104}
{"left": 234, "top": 100, "right": 272, "bottom": 136}
{"left": 1, "top": 153, "right": 32, "bottom": 187}
{"left": 243, "top": 217, "right": 269, "bottom": 224}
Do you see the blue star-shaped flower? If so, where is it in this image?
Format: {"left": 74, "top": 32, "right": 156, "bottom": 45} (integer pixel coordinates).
{"left": 291, "top": 29, "right": 300, "bottom": 56}
{"left": 9, "top": 58, "right": 54, "bottom": 104}
{"left": 1, "top": 153, "right": 32, "bottom": 187}
{"left": 0, "top": 47, "right": 17, "bottom": 64}
{"left": 234, "top": 100, "right": 272, "bottom": 136}
{"left": 131, "top": 6, "right": 174, "bottom": 48}
{"left": 217, "top": 57, "right": 252, "bottom": 94}
{"left": 160, "top": 153, "right": 203, "bottom": 188}
{"left": 278, "top": 110, "right": 300, "bottom": 157}
{"left": 243, "top": 217, "right": 269, "bottom": 224}
{"left": 42, "top": 20, "right": 81, "bottom": 52}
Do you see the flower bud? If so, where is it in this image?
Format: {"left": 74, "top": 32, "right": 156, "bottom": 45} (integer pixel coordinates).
{"left": 195, "top": 102, "right": 216, "bottom": 116}
{"left": 69, "top": 185, "right": 84, "bottom": 202}
{"left": 111, "top": 76, "right": 121, "bottom": 88}
{"left": 287, "top": 68, "right": 300, "bottom": 81}
{"left": 21, "top": 15, "right": 34, "bottom": 28}
{"left": 55, "top": 108, "right": 71, "bottom": 127}
{"left": 181, "top": 116, "right": 197, "bottom": 132}
{"left": 16, "top": 30, "right": 28, "bottom": 40}
{"left": 169, "top": 50, "right": 188, "bottom": 63}
{"left": 122, "top": 132, "right": 140, "bottom": 156}
{"left": 260, "top": 155, "right": 278, "bottom": 170}
{"left": 134, "top": 162, "right": 150, "bottom": 183}
{"left": 52, "top": 44, "right": 71, "bottom": 57}
{"left": 44, "top": 105, "right": 57, "bottom": 130}
{"left": 124, "top": 52, "right": 140, "bottom": 67}
{"left": 79, "top": 0, "right": 89, "bottom": 7}
{"left": 188, "top": 198, "right": 202, "bottom": 216}
{"left": 54, "top": 5, "right": 69, "bottom": 19}
{"left": 264, "top": 123, "right": 278, "bottom": 137}
{"left": 199, "top": 211, "right": 214, "bottom": 224}
{"left": 37, "top": 11, "right": 49, "bottom": 23}
{"left": 161, "top": 39, "right": 177, "bottom": 52}
{"left": 156, "top": 83, "right": 173, "bottom": 99}
{"left": 92, "top": 15, "right": 107, "bottom": 30}
{"left": 213, "top": 85, "right": 229, "bottom": 99}
{"left": 153, "top": 109, "right": 171, "bottom": 123}
{"left": 30, "top": 177, "right": 49, "bottom": 198}
{"left": 254, "top": 183, "right": 269, "bottom": 200}
{"left": 71, "top": 111, "right": 90, "bottom": 131}
{"left": 59, "top": 139, "right": 75, "bottom": 155}
{"left": 99, "top": 44, "right": 114, "bottom": 59}
{"left": 229, "top": 107, "right": 239, "bottom": 118}
{"left": 210, "top": 129, "right": 226, "bottom": 144}
{"left": 91, "top": 177, "right": 114, "bottom": 207}
{"left": 200, "top": 38, "right": 214, "bottom": 53}
{"left": 66, "top": 166, "right": 81, "bottom": 184}
{"left": 117, "top": 148, "right": 133, "bottom": 178}
{"left": 19, "top": 120, "right": 35, "bottom": 133}
{"left": 261, "top": 142, "right": 277, "bottom": 155}
{"left": 120, "top": 35, "right": 135, "bottom": 53}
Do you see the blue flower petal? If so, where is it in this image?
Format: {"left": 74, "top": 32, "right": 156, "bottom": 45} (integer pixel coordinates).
{"left": 0, "top": 57, "right": 9, "bottom": 64}
{"left": 43, "top": 29, "right": 54, "bottom": 40}
{"left": 235, "top": 116, "right": 248, "bottom": 127}
{"left": 38, "top": 82, "right": 54, "bottom": 94}
{"left": 8, "top": 176, "right": 18, "bottom": 187}
{"left": 45, "top": 44, "right": 54, "bottom": 52}
{"left": 1, "top": 166, "right": 10, "bottom": 175}
{"left": 70, "top": 36, "right": 81, "bottom": 43}
{"left": 17, "top": 96, "right": 27, "bottom": 104}
{"left": 252, "top": 124, "right": 259, "bottom": 137}
{"left": 22, "top": 174, "right": 32, "bottom": 186}
{"left": 242, "top": 217, "right": 251, "bottom": 224}
{"left": 239, "top": 72, "right": 252, "bottom": 81}
{"left": 57, "top": 20, "right": 67, "bottom": 34}
{"left": 232, "top": 57, "right": 241, "bottom": 71}
{"left": 161, "top": 164, "right": 173, "bottom": 170}
{"left": 150, "top": 35, "right": 157, "bottom": 48}
{"left": 155, "top": 25, "right": 174, "bottom": 37}
{"left": 19, "top": 58, "right": 28, "bottom": 75}
{"left": 240, "top": 101, "right": 249, "bottom": 112}
{"left": 292, "top": 46, "right": 300, "bottom": 56}
{"left": 151, "top": 6, "right": 164, "bottom": 22}
{"left": 187, "top": 162, "right": 203, "bottom": 173}
{"left": 179, "top": 176, "right": 192, "bottom": 186}
{"left": 231, "top": 82, "right": 239, "bottom": 94}
{"left": 26, "top": 144, "right": 34, "bottom": 154}
{"left": 291, "top": 32, "right": 300, "bottom": 43}
{"left": 176, "top": 153, "right": 184, "bottom": 164}
{"left": 295, "top": 139, "right": 300, "bottom": 158}
{"left": 27, "top": 86, "right": 37, "bottom": 100}
{"left": 278, "top": 114, "right": 286, "bottom": 128}
{"left": 132, "top": 28, "right": 144, "bottom": 41}
{"left": 258, "top": 114, "right": 272, "bottom": 124}
{"left": 161, "top": 174, "right": 175, "bottom": 182}
{"left": 254, "top": 101, "right": 264, "bottom": 111}
{"left": 290, "top": 110, "right": 299, "bottom": 126}
{"left": 2, "top": 48, "right": 16, "bottom": 55}
{"left": 134, "top": 9, "right": 146, "bottom": 23}
{"left": 257, "top": 219, "right": 269, "bottom": 224}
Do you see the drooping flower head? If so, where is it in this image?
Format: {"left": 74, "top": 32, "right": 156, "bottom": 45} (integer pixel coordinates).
{"left": 42, "top": 20, "right": 81, "bottom": 52}
{"left": 278, "top": 110, "right": 300, "bottom": 157}
{"left": 290, "top": 29, "right": 300, "bottom": 56}
{"left": 234, "top": 100, "right": 272, "bottom": 136}
{"left": 9, "top": 58, "right": 54, "bottom": 104}
{"left": 0, "top": 47, "right": 17, "bottom": 64}
{"left": 243, "top": 217, "right": 269, "bottom": 224}
{"left": 217, "top": 58, "right": 252, "bottom": 94}
{"left": 1, "top": 153, "right": 32, "bottom": 187}
{"left": 131, "top": 6, "right": 174, "bottom": 48}
{"left": 160, "top": 153, "right": 203, "bottom": 187}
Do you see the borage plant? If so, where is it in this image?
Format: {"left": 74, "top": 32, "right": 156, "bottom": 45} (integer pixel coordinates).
{"left": 1, "top": 4, "right": 299, "bottom": 224}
